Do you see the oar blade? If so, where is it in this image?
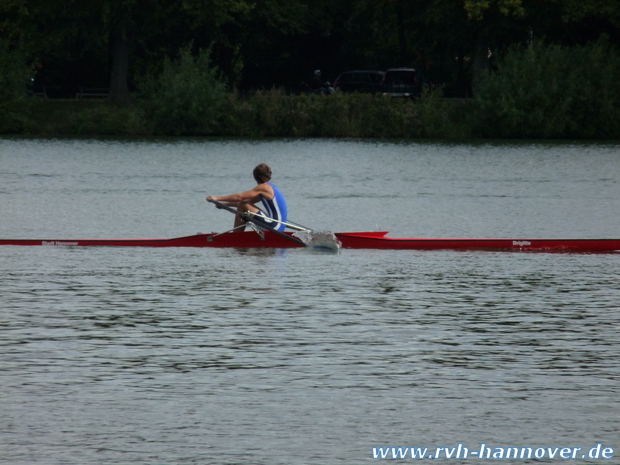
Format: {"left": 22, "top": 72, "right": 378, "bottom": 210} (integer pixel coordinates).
{"left": 293, "top": 230, "right": 342, "bottom": 252}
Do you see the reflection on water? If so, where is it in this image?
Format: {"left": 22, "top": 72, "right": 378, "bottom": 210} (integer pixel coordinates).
{"left": 1, "top": 138, "right": 619, "bottom": 465}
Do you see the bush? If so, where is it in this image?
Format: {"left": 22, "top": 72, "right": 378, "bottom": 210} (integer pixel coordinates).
{"left": 72, "top": 103, "right": 150, "bottom": 135}
{"left": 138, "top": 48, "right": 228, "bottom": 135}
{"left": 0, "top": 41, "right": 32, "bottom": 132}
{"left": 474, "top": 39, "right": 620, "bottom": 138}
{"left": 223, "top": 90, "right": 435, "bottom": 138}
{"left": 415, "top": 87, "right": 475, "bottom": 138}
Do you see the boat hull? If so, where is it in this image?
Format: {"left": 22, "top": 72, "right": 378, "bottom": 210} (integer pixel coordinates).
{"left": 1, "top": 231, "right": 619, "bottom": 252}
{"left": 338, "top": 233, "right": 620, "bottom": 252}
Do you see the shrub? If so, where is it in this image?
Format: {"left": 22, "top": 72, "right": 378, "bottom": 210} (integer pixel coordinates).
{"left": 0, "top": 41, "right": 32, "bottom": 132}
{"left": 474, "top": 39, "right": 620, "bottom": 138}
{"left": 223, "top": 90, "right": 431, "bottom": 138}
{"left": 137, "top": 47, "right": 228, "bottom": 135}
{"left": 72, "top": 103, "right": 151, "bottom": 135}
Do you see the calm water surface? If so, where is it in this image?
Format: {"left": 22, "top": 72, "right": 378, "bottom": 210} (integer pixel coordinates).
{"left": 1, "top": 138, "right": 619, "bottom": 464}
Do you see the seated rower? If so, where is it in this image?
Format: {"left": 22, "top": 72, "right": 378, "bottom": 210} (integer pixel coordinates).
{"left": 207, "top": 163, "right": 288, "bottom": 231}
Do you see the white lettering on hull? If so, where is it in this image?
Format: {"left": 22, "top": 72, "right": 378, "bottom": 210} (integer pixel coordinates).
{"left": 42, "top": 241, "right": 79, "bottom": 246}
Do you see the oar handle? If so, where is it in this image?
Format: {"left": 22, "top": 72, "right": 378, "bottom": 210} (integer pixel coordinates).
{"left": 208, "top": 198, "right": 238, "bottom": 214}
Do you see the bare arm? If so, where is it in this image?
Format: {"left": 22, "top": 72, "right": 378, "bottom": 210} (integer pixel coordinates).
{"left": 207, "top": 183, "right": 273, "bottom": 206}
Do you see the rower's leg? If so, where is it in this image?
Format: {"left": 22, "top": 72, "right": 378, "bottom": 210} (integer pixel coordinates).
{"left": 234, "top": 201, "right": 260, "bottom": 229}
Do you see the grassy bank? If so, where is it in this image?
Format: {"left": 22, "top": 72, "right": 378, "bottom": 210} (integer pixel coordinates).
{"left": 20, "top": 91, "right": 474, "bottom": 139}
{"left": 23, "top": 99, "right": 151, "bottom": 137}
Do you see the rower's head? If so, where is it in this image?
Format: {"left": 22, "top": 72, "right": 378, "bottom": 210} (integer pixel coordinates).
{"left": 253, "top": 163, "right": 272, "bottom": 184}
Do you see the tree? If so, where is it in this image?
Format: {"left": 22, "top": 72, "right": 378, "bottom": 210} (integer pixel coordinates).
{"left": 0, "top": 39, "right": 32, "bottom": 132}
{"left": 559, "top": 0, "right": 620, "bottom": 28}
{"left": 4, "top": 0, "right": 618, "bottom": 101}
{"left": 464, "top": 0, "right": 525, "bottom": 21}
{"left": 461, "top": 0, "right": 526, "bottom": 88}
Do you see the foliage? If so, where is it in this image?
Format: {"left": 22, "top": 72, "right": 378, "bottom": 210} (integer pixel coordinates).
{"left": 220, "top": 90, "right": 472, "bottom": 139}
{"left": 3, "top": 0, "right": 620, "bottom": 139}
{"left": 474, "top": 38, "right": 620, "bottom": 138}
{"left": 137, "top": 48, "right": 228, "bottom": 135}
{"left": 16, "top": 91, "right": 475, "bottom": 138}
{"left": 558, "top": 0, "right": 620, "bottom": 29}
{"left": 5, "top": 0, "right": 620, "bottom": 100}
{"left": 71, "top": 103, "right": 150, "bottom": 135}
{"left": 464, "top": 0, "right": 524, "bottom": 21}
{"left": 415, "top": 87, "right": 475, "bottom": 138}
{"left": 0, "top": 40, "right": 32, "bottom": 132}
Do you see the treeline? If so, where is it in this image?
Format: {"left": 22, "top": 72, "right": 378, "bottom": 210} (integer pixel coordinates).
{"left": 1, "top": 0, "right": 620, "bottom": 138}
{"left": 7, "top": 40, "right": 619, "bottom": 139}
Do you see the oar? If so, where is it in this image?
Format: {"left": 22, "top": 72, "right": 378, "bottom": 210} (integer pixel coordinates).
{"left": 244, "top": 210, "right": 342, "bottom": 251}
{"left": 208, "top": 199, "right": 307, "bottom": 247}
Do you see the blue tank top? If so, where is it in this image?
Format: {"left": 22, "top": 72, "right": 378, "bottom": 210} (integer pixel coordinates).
{"left": 259, "top": 183, "right": 288, "bottom": 231}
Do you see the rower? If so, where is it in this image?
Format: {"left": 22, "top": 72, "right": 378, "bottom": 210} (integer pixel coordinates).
{"left": 206, "top": 163, "right": 288, "bottom": 232}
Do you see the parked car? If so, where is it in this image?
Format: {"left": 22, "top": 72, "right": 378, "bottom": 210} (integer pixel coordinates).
{"left": 381, "top": 68, "right": 424, "bottom": 98}
{"left": 333, "top": 70, "right": 385, "bottom": 94}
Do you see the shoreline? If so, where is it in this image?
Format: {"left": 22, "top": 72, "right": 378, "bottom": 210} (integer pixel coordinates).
{"left": 4, "top": 94, "right": 620, "bottom": 140}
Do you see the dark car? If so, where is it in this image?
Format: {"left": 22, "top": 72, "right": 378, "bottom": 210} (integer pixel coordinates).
{"left": 381, "top": 68, "right": 424, "bottom": 98}
{"left": 333, "top": 70, "right": 385, "bottom": 94}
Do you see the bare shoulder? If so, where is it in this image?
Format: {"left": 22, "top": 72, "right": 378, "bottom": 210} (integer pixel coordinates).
{"left": 255, "top": 182, "right": 274, "bottom": 199}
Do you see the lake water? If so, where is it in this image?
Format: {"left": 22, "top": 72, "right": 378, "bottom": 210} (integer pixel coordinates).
{"left": 1, "top": 138, "right": 619, "bottom": 464}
